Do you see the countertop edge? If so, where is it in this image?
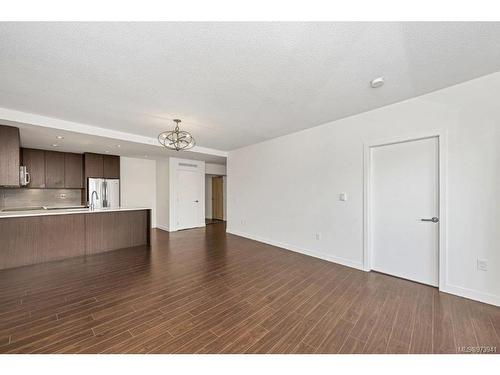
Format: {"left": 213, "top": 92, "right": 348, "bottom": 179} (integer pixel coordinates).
{"left": 0, "top": 207, "right": 151, "bottom": 219}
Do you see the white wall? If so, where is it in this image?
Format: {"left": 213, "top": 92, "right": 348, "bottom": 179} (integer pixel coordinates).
{"left": 119, "top": 157, "right": 220, "bottom": 230}
{"left": 156, "top": 158, "right": 170, "bottom": 231}
{"left": 228, "top": 72, "right": 500, "bottom": 306}
{"left": 206, "top": 163, "right": 226, "bottom": 175}
{"left": 120, "top": 157, "right": 157, "bottom": 227}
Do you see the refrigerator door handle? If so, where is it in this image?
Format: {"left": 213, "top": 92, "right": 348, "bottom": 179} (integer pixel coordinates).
{"left": 101, "top": 181, "right": 104, "bottom": 208}
{"left": 103, "top": 180, "right": 108, "bottom": 207}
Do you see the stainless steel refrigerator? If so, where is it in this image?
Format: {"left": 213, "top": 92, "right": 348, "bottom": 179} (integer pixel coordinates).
{"left": 87, "top": 178, "right": 120, "bottom": 209}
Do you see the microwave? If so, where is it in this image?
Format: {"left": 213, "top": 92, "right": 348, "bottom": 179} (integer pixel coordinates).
{"left": 19, "top": 166, "right": 30, "bottom": 186}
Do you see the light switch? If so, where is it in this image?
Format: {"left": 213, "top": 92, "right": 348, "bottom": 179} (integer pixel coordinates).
{"left": 339, "top": 193, "right": 347, "bottom": 202}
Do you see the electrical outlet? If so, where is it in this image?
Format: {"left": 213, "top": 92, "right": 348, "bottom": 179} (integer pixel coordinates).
{"left": 59, "top": 193, "right": 66, "bottom": 199}
{"left": 339, "top": 192, "right": 347, "bottom": 201}
{"left": 477, "top": 259, "right": 488, "bottom": 271}
{"left": 315, "top": 233, "right": 321, "bottom": 241}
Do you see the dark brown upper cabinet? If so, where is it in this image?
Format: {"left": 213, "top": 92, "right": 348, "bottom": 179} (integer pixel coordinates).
{"left": 64, "top": 153, "right": 83, "bottom": 188}
{"left": 84, "top": 153, "right": 120, "bottom": 179}
{"left": 45, "top": 151, "right": 65, "bottom": 188}
{"left": 0, "top": 125, "right": 20, "bottom": 187}
{"left": 103, "top": 155, "right": 120, "bottom": 179}
{"left": 21, "top": 148, "right": 84, "bottom": 189}
{"left": 22, "top": 148, "right": 46, "bottom": 188}
{"left": 84, "top": 153, "right": 104, "bottom": 178}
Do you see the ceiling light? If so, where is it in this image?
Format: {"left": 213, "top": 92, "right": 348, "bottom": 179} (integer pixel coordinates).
{"left": 105, "top": 150, "right": 110, "bottom": 153}
{"left": 116, "top": 145, "right": 121, "bottom": 148}
{"left": 56, "top": 135, "right": 64, "bottom": 139}
{"left": 370, "top": 77, "right": 384, "bottom": 88}
{"left": 158, "top": 119, "right": 195, "bottom": 151}
{"left": 51, "top": 144, "right": 58, "bottom": 147}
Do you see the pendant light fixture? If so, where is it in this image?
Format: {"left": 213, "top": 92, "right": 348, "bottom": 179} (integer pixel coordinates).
{"left": 158, "top": 119, "right": 195, "bottom": 151}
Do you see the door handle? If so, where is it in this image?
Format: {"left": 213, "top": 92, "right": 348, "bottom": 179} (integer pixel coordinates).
{"left": 421, "top": 217, "right": 439, "bottom": 223}
{"left": 194, "top": 200, "right": 199, "bottom": 203}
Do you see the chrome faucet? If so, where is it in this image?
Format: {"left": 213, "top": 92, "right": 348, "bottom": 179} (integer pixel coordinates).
{"left": 90, "top": 190, "right": 99, "bottom": 211}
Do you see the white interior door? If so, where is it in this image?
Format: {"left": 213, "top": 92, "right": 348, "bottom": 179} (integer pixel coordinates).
{"left": 176, "top": 169, "right": 203, "bottom": 230}
{"left": 371, "top": 136, "right": 439, "bottom": 286}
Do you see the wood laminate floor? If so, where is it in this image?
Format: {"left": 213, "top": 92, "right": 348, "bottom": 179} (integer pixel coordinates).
{"left": 0, "top": 222, "right": 499, "bottom": 354}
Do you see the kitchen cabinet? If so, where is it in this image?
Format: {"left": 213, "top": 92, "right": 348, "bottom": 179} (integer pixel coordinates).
{"left": 83, "top": 153, "right": 120, "bottom": 206}
{"left": 85, "top": 210, "right": 149, "bottom": 255}
{"left": 0, "top": 209, "right": 150, "bottom": 270}
{"left": 103, "top": 155, "right": 120, "bottom": 179}
{"left": 64, "top": 153, "right": 83, "bottom": 188}
{"left": 22, "top": 148, "right": 46, "bottom": 188}
{"left": 0, "top": 214, "right": 86, "bottom": 270}
{"left": 21, "top": 149, "right": 84, "bottom": 189}
{"left": 84, "top": 153, "right": 120, "bottom": 179}
{"left": 84, "top": 153, "right": 104, "bottom": 178}
{"left": 45, "top": 151, "right": 65, "bottom": 188}
{"left": 0, "top": 125, "right": 20, "bottom": 187}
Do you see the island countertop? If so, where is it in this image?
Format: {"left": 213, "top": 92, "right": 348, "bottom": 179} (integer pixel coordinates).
{"left": 0, "top": 207, "right": 151, "bottom": 219}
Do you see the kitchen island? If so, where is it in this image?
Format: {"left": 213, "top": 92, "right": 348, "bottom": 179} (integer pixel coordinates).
{"left": 0, "top": 207, "right": 151, "bottom": 270}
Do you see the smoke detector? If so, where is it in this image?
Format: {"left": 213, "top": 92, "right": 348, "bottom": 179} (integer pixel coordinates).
{"left": 370, "top": 77, "right": 385, "bottom": 88}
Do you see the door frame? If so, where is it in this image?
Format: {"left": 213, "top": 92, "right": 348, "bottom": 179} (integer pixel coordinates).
{"left": 363, "top": 130, "right": 448, "bottom": 290}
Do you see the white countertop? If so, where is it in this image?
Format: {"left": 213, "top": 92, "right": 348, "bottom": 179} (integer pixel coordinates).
{"left": 0, "top": 207, "right": 151, "bottom": 219}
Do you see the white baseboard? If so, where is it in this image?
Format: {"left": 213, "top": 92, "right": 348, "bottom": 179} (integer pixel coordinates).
{"left": 227, "top": 229, "right": 364, "bottom": 271}
{"left": 440, "top": 283, "right": 500, "bottom": 307}
{"left": 154, "top": 224, "right": 171, "bottom": 232}
{"left": 226, "top": 229, "right": 500, "bottom": 307}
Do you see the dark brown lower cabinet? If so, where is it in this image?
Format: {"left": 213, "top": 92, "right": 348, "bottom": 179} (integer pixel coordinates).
{"left": 85, "top": 210, "right": 148, "bottom": 255}
{"left": 0, "top": 209, "right": 150, "bottom": 270}
{"left": 0, "top": 214, "right": 86, "bottom": 270}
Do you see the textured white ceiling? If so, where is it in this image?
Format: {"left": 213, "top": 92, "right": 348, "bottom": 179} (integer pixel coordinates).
{"left": 1, "top": 22, "right": 500, "bottom": 151}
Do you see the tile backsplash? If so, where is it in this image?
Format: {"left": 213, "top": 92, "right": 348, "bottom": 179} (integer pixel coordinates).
{"left": 0, "top": 189, "right": 82, "bottom": 209}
